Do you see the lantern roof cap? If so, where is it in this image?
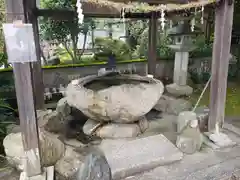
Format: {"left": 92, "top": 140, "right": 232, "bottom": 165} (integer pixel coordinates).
{"left": 167, "top": 21, "right": 202, "bottom": 36}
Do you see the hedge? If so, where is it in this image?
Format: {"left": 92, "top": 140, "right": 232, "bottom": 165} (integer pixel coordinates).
{"left": 0, "top": 59, "right": 146, "bottom": 72}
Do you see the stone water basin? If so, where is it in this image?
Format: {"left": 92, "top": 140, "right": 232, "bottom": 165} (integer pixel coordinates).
{"left": 66, "top": 72, "right": 164, "bottom": 123}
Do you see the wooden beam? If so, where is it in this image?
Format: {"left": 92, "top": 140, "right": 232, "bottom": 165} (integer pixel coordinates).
{"left": 34, "top": 8, "right": 152, "bottom": 19}
{"left": 208, "top": 0, "right": 234, "bottom": 131}
{"left": 25, "top": 0, "right": 45, "bottom": 109}
{"left": 34, "top": 7, "right": 214, "bottom": 20}
{"left": 34, "top": 8, "right": 77, "bottom": 20}
{"left": 147, "top": 12, "right": 157, "bottom": 76}
{"left": 5, "top": 0, "right": 42, "bottom": 177}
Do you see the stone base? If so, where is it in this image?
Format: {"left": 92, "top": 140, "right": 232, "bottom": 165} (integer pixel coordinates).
{"left": 166, "top": 83, "right": 193, "bottom": 97}
{"left": 153, "top": 95, "right": 192, "bottom": 115}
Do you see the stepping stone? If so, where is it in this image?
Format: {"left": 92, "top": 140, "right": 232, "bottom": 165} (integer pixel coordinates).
{"left": 100, "top": 134, "right": 183, "bottom": 180}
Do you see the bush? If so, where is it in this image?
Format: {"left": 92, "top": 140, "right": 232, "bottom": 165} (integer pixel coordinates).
{"left": 0, "top": 52, "right": 8, "bottom": 68}
{"left": 131, "top": 25, "right": 213, "bottom": 60}
{"left": 133, "top": 29, "right": 175, "bottom": 60}
{"left": 94, "top": 37, "right": 131, "bottom": 61}
{"left": 0, "top": 99, "right": 16, "bottom": 153}
{"left": 190, "top": 35, "right": 213, "bottom": 58}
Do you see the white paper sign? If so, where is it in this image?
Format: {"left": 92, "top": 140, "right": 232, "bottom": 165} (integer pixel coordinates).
{"left": 2, "top": 23, "right": 37, "bottom": 63}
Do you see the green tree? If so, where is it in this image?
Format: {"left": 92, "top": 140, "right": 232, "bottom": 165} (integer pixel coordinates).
{"left": 0, "top": 0, "right": 9, "bottom": 68}
{"left": 40, "top": 0, "right": 95, "bottom": 63}
{"left": 94, "top": 37, "right": 131, "bottom": 61}
{"left": 0, "top": 0, "right": 4, "bottom": 50}
{"left": 127, "top": 20, "right": 148, "bottom": 49}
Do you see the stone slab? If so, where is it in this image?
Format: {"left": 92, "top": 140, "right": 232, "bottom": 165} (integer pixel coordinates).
{"left": 121, "top": 145, "right": 240, "bottom": 180}
{"left": 223, "top": 123, "right": 240, "bottom": 137}
{"left": 100, "top": 134, "right": 183, "bottom": 180}
{"left": 178, "top": 157, "right": 240, "bottom": 180}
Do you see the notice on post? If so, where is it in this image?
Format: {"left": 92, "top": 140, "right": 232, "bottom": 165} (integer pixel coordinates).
{"left": 2, "top": 23, "right": 37, "bottom": 63}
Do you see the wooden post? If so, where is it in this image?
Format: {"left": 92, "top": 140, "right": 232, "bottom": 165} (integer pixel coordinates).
{"left": 5, "top": 0, "right": 42, "bottom": 177}
{"left": 25, "top": 0, "right": 45, "bottom": 109}
{"left": 148, "top": 12, "right": 157, "bottom": 76}
{"left": 208, "top": 0, "right": 234, "bottom": 131}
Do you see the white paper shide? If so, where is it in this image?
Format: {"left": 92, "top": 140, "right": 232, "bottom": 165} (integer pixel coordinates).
{"left": 2, "top": 23, "right": 37, "bottom": 63}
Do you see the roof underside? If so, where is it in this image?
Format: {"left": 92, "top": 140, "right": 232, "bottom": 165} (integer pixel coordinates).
{"left": 82, "top": 0, "right": 218, "bottom": 16}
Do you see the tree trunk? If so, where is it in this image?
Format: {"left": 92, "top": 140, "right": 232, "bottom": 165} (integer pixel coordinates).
{"left": 63, "top": 41, "right": 74, "bottom": 63}
{"left": 40, "top": 48, "right": 47, "bottom": 65}
{"left": 70, "top": 31, "right": 80, "bottom": 63}
{"left": 78, "top": 33, "right": 87, "bottom": 58}
{"left": 108, "top": 23, "right": 113, "bottom": 39}
{"left": 91, "top": 28, "right": 95, "bottom": 53}
{"left": 3, "top": 44, "right": 9, "bottom": 68}
{"left": 72, "top": 37, "right": 78, "bottom": 63}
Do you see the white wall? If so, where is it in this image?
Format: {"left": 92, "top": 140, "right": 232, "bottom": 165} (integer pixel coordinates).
{"left": 77, "top": 19, "right": 126, "bottom": 49}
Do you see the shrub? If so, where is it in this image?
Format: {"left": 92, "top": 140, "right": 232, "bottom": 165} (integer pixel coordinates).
{"left": 0, "top": 99, "right": 16, "bottom": 153}
{"left": 94, "top": 37, "right": 131, "bottom": 61}
{"left": 190, "top": 35, "right": 213, "bottom": 58}
{"left": 0, "top": 52, "right": 8, "bottom": 68}
{"left": 133, "top": 29, "right": 175, "bottom": 60}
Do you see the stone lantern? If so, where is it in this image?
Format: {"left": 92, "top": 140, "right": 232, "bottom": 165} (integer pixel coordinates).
{"left": 166, "top": 21, "right": 202, "bottom": 97}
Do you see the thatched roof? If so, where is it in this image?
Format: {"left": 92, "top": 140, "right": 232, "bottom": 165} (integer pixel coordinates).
{"left": 82, "top": 0, "right": 218, "bottom": 16}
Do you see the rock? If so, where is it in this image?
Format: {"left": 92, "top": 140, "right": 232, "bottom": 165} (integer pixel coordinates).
{"left": 63, "top": 139, "right": 86, "bottom": 149}
{"left": 166, "top": 83, "right": 193, "bottom": 97}
{"left": 145, "top": 109, "right": 162, "bottom": 120}
{"left": 146, "top": 114, "right": 176, "bottom": 133}
{"left": 83, "top": 119, "right": 102, "bottom": 136}
{"left": 56, "top": 98, "right": 71, "bottom": 117}
{"left": 154, "top": 95, "right": 192, "bottom": 115}
{"left": 176, "top": 120, "right": 203, "bottom": 154}
{"left": 70, "top": 107, "right": 89, "bottom": 126}
{"left": 0, "top": 167, "right": 19, "bottom": 180}
{"left": 231, "top": 170, "right": 240, "bottom": 180}
{"left": 38, "top": 111, "right": 66, "bottom": 133}
{"left": 66, "top": 74, "right": 164, "bottom": 123}
{"left": 47, "top": 56, "right": 60, "bottom": 65}
{"left": 36, "top": 109, "right": 53, "bottom": 123}
{"left": 153, "top": 95, "right": 169, "bottom": 112}
{"left": 195, "top": 106, "right": 209, "bottom": 132}
{"left": 64, "top": 118, "right": 84, "bottom": 139}
{"left": 39, "top": 131, "right": 65, "bottom": 166}
{"left": 3, "top": 131, "right": 65, "bottom": 171}
{"left": 202, "top": 135, "right": 220, "bottom": 149}
{"left": 55, "top": 146, "right": 83, "bottom": 179}
{"left": 6, "top": 124, "right": 21, "bottom": 134}
{"left": 96, "top": 123, "right": 141, "bottom": 138}
{"left": 144, "top": 114, "right": 177, "bottom": 143}
{"left": 100, "top": 134, "right": 183, "bottom": 180}
{"left": 138, "top": 117, "right": 149, "bottom": 133}
{"left": 208, "top": 132, "right": 236, "bottom": 148}
{"left": 76, "top": 149, "right": 111, "bottom": 180}
{"left": 0, "top": 166, "right": 15, "bottom": 179}
{"left": 177, "top": 111, "right": 197, "bottom": 133}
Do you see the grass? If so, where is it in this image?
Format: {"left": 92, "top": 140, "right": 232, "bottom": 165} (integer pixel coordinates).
{"left": 188, "top": 82, "right": 240, "bottom": 116}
